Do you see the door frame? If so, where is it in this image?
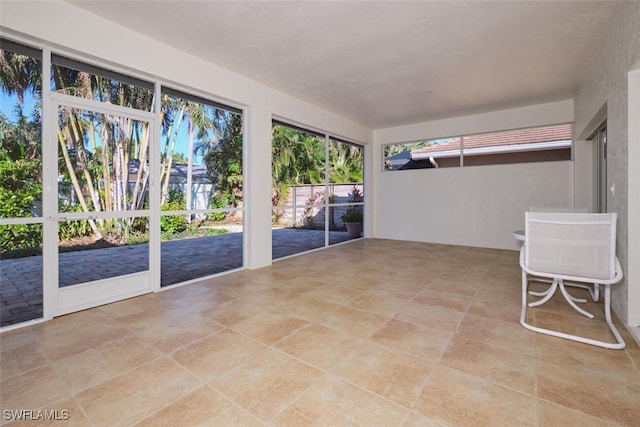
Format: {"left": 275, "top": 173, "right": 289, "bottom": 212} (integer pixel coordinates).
{"left": 45, "top": 91, "right": 160, "bottom": 317}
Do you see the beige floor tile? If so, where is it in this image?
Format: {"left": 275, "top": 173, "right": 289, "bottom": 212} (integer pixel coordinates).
{"left": 2, "top": 239, "right": 638, "bottom": 427}
{"left": 536, "top": 359, "right": 640, "bottom": 426}
{"left": 273, "top": 295, "right": 340, "bottom": 324}
{"left": 209, "top": 348, "right": 322, "bottom": 422}
{"left": 135, "top": 385, "right": 262, "bottom": 427}
{"left": 425, "top": 277, "right": 480, "bottom": 297}
{"left": 240, "top": 287, "right": 300, "bottom": 310}
{"left": 75, "top": 357, "right": 202, "bottom": 427}
{"left": 123, "top": 307, "right": 223, "bottom": 353}
{"left": 273, "top": 373, "right": 407, "bottom": 426}
{"left": 413, "top": 288, "right": 473, "bottom": 313}
{"left": 440, "top": 336, "right": 536, "bottom": 394}
{"left": 0, "top": 327, "right": 36, "bottom": 352}
{"left": 440, "top": 265, "right": 491, "bottom": 283}
{"left": 202, "top": 296, "right": 266, "bottom": 326}
{"left": 320, "top": 306, "right": 389, "bottom": 339}
{"left": 466, "top": 297, "right": 522, "bottom": 324}
{"left": 331, "top": 341, "right": 433, "bottom": 407}
{"left": 31, "top": 309, "right": 111, "bottom": 334}
{"left": 1, "top": 341, "right": 49, "bottom": 379}
{"left": 98, "top": 293, "right": 171, "bottom": 320}
{"left": 535, "top": 333, "right": 640, "bottom": 384}
{"left": 274, "top": 324, "right": 362, "bottom": 370}
{"left": 369, "top": 318, "right": 452, "bottom": 361}
{"left": 172, "top": 329, "right": 266, "bottom": 382}
{"left": 0, "top": 365, "right": 70, "bottom": 415}
{"left": 413, "top": 365, "right": 537, "bottom": 426}
{"left": 400, "top": 410, "right": 449, "bottom": 427}
{"left": 348, "top": 291, "right": 408, "bottom": 317}
{"left": 394, "top": 301, "right": 464, "bottom": 333}
{"left": 369, "top": 281, "right": 428, "bottom": 300}
{"left": 456, "top": 313, "right": 535, "bottom": 355}
{"left": 537, "top": 400, "right": 619, "bottom": 427}
{"left": 326, "top": 272, "right": 386, "bottom": 291}
{"left": 31, "top": 316, "right": 132, "bottom": 362}
{"left": 274, "top": 278, "right": 325, "bottom": 295}
{"left": 52, "top": 335, "right": 162, "bottom": 393}
{"left": 156, "top": 286, "right": 236, "bottom": 315}
{"left": 230, "top": 311, "right": 308, "bottom": 345}
{"left": 628, "top": 345, "right": 640, "bottom": 370}
{"left": 304, "top": 283, "right": 363, "bottom": 305}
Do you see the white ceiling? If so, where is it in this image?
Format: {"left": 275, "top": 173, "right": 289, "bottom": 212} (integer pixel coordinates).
{"left": 68, "top": 1, "right": 619, "bottom": 129}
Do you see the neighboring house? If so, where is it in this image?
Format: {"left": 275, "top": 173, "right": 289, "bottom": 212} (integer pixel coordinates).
{"left": 166, "top": 163, "right": 216, "bottom": 210}
{"left": 395, "top": 123, "right": 572, "bottom": 169}
{"left": 58, "top": 161, "right": 216, "bottom": 211}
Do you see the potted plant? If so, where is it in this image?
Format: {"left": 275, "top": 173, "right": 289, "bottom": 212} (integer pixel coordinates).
{"left": 341, "top": 207, "right": 363, "bottom": 238}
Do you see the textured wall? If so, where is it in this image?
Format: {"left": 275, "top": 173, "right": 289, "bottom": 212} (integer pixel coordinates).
{"left": 574, "top": 2, "right": 640, "bottom": 324}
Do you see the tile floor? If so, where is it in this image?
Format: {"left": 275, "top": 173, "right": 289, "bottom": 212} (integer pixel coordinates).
{"left": 1, "top": 239, "right": 639, "bottom": 426}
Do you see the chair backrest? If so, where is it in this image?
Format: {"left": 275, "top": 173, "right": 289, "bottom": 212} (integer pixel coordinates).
{"left": 524, "top": 212, "right": 617, "bottom": 280}
{"left": 529, "top": 206, "right": 590, "bottom": 213}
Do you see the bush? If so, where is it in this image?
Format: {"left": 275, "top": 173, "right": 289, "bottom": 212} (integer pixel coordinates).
{"left": 209, "top": 195, "right": 229, "bottom": 221}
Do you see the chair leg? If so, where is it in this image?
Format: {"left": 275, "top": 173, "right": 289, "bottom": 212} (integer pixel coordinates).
{"left": 528, "top": 278, "right": 558, "bottom": 307}
{"left": 602, "top": 285, "right": 626, "bottom": 349}
{"left": 520, "top": 273, "right": 626, "bottom": 349}
{"left": 558, "top": 279, "right": 594, "bottom": 318}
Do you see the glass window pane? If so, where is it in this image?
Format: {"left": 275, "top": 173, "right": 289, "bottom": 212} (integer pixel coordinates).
{"left": 272, "top": 124, "right": 327, "bottom": 259}
{"left": 57, "top": 107, "right": 150, "bottom": 213}
{"left": 159, "top": 89, "right": 244, "bottom": 286}
{"left": 160, "top": 220, "right": 243, "bottom": 287}
{"left": 1, "top": 46, "right": 43, "bottom": 219}
{"left": 58, "top": 216, "right": 149, "bottom": 287}
{"left": 463, "top": 124, "right": 572, "bottom": 166}
{"left": 383, "top": 137, "right": 461, "bottom": 171}
{"left": 51, "top": 56, "right": 153, "bottom": 111}
{"left": 0, "top": 223, "right": 43, "bottom": 326}
{"left": 272, "top": 207, "right": 326, "bottom": 259}
{"left": 329, "top": 139, "right": 363, "bottom": 184}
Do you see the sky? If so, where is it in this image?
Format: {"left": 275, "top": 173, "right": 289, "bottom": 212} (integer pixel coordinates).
{"left": 1, "top": 91, "right": 199, "bottom": 163}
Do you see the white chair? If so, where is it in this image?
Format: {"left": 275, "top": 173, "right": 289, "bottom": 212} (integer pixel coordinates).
{"left": 519, "top": 211, "right": 625, "bottom": 349}
{"left": 525, "top": 206, "right": 600, "bottom": 303}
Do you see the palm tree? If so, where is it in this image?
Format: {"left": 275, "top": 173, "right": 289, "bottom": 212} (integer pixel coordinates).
{"left": 201, "top": 112, "right": 243, "bottom": 209}
{"left": 183, "top": 101, "right": 212, "bottom": 220}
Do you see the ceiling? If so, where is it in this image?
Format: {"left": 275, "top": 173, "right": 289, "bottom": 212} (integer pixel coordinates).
{"left": 68, "top": 1, "right": 619, "bottom": 129}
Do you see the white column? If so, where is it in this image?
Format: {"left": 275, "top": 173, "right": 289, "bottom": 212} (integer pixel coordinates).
{"left": 244, "top": 104, "right": 273, "bottom": 269}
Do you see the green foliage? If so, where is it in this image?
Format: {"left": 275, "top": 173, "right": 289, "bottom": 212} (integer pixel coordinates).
{"left": 57, "top": 203, "right": 93, "bottom": 240}
{"left": 271, "top": 125, "right": 325, "bottom": 190}
{"left": 161, "top": 189, "right": 188, "bottom": 235}
{"left": 209, "top": 194, "right": 229, "bottom": 221}
{"left": 0, "top": 109, "right": 43, "bottom": 256}
{"left": 0, "top": 223, "right": 42, "bottom": 257}
{"left": 202, "top": 113, "right": 244, "bottom": 208}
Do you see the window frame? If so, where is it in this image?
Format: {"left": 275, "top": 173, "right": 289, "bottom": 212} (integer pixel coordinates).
{"left": 382, "top": 123, "right": 573, "bottom": 172}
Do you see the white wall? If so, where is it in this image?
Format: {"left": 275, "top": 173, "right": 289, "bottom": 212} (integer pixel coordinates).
{"left": 373, "top": 101, "right": 575, "bottom": 250}
{"left": 573, "top": 1, "right": 640, "bottom": 327}
{"left": 0, "top": 0, "right": 371, "bottom": 270}
{"left": 628, "top": 68, "right": 640, "bottom": 329}
{"left": 573, "top": 139, "right": 595, "bottom": 212}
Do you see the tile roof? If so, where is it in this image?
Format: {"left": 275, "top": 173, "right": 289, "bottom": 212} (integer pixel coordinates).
{"left": 411, "top": 124, "right": 572, "bottom": 156}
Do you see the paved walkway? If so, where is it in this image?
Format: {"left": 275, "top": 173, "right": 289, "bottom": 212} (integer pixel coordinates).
{"left": 0, "top": 229, "right": 357, "bottom": 327}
